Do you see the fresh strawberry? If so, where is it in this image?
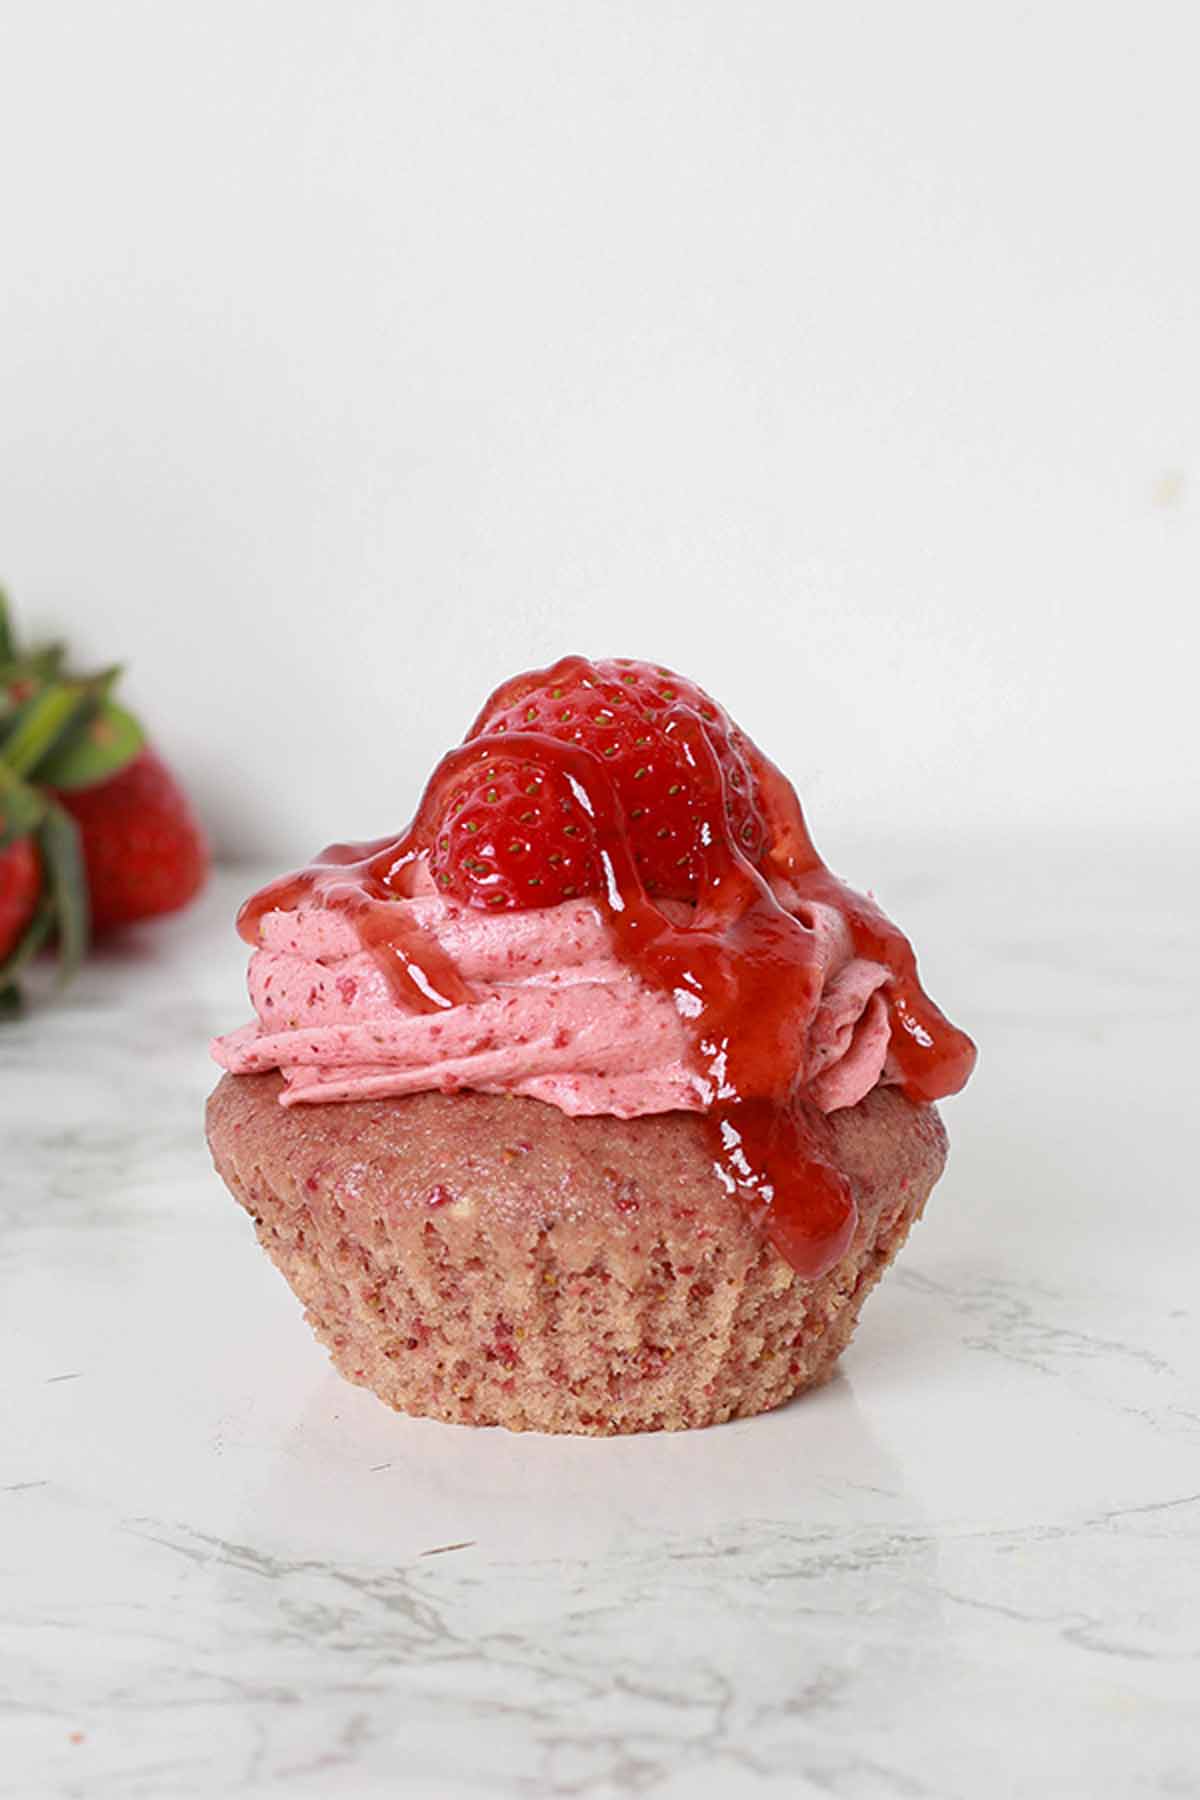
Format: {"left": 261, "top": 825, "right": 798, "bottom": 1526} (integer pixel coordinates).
{"left": 0, "top": 588, "right": 208, "bottom": 1006}
{"left": 0, "top": 837, "right": 41, "bottom": 961}
{"left": 55, "top": 746, "right": 208, "bottom": 933}
{"left": 429, "top": 749, "right": 599, "bottom": 910}
{"left": 466, "top": 656, "right": 766, "bottom": 901}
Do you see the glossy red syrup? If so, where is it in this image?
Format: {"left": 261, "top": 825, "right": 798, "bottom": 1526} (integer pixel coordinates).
{"left": 238, "top": 660, "right": 976, "bottom": 1280}
{"left": 239, "top": 835, "right": 474, "bottom": 1015}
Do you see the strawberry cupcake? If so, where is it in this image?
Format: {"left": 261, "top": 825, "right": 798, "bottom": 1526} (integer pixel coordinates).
{"left": 207, "top": 657, "right": 975, "bottom": 1434}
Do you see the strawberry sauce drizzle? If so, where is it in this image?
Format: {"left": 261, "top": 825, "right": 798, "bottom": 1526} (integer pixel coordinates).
{"left": 238, "top": 837, "right": 475, "bottom": 1014}
{"left": 237, "top": 713, "right": 975, "bottom": 1282}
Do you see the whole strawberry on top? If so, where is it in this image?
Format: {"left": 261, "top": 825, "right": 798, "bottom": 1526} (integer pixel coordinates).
{"left": 0, "top": 589, "right": 208, "bottom": 1011}
{"left": 461, "top": 658, "right": 766, "bottom": 903}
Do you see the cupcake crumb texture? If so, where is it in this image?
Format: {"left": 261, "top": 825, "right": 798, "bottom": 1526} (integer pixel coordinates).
{"left": 206, "top": 1077, "right": 946, "bottom": 1436}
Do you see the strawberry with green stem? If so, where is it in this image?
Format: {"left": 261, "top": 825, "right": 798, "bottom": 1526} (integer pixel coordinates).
{"left": 0, "top": 589, "right": 207, "bottom": 1011}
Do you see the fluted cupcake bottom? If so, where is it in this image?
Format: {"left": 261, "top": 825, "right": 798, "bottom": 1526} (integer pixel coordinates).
{"left": 206, "top": 1075, "right": 947, "bottom": 1435}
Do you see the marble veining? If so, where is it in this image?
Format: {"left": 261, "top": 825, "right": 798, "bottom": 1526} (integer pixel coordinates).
{"left": 2, "top": 846, "right": 1198, "bottom": 1798}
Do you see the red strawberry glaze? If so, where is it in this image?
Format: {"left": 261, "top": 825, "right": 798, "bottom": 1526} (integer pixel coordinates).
{"left": 237, "top": 663, "right": 975, "bottom": 1280}
{"left": 467, "top": 654, "right": 765, "bottom": 901}
{"left": 239, "top": 835, "right": 475, "bottom": 1015}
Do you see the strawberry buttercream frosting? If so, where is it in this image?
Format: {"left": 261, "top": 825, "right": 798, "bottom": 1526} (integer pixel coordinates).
{"left": 209, "top": 654, "right": 977, "bottom": 1281}
{"left": 211, "top": 861, "right": 896, "bottom": 1119}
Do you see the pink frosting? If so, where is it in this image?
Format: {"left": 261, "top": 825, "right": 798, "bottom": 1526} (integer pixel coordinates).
{"left": 211, "top": 865, "right": 896, "bottom": 1117}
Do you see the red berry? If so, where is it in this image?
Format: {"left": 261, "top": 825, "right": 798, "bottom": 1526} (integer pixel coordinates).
{"left": 428, "top": 749, "right": 600, "bottom": 911}
{"left": 0, "top": 837, "right": 41, "bottom": 962}
{"left": 55, "top": 746, "right": 208, "bottom": 934}
{"left": 467, "top": 657, "right": 766, "bottom": 901}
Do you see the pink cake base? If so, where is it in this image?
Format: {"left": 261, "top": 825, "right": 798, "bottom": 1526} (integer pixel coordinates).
{"left": 206, "top": 1075, "right": 947, "bottom": 1435}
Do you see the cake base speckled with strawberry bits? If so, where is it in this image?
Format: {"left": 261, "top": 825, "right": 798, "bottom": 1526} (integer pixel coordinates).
{"left": 206, "top": 1076, "right": 947, "bottom": 1435}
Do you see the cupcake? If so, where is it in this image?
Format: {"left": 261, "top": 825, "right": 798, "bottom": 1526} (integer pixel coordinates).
{"left": 207, "top": 656, "right": 975, "bottom": 1434}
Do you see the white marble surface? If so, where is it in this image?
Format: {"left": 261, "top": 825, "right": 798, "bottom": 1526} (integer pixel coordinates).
{"left": 3, "top": 842, "right": 1198, "bottom": 1800}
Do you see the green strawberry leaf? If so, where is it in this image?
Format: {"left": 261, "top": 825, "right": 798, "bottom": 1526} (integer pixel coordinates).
{"left": 0, "top": 677, "right": 41, "bottom": 733}
{"left": 0, "top": 894, "right": 54, "bottom": 994}
{"left": 38, "top": 804, "right": 90, "bottom": 985}
{"left": 35, "top": 700, "right": 145, "bottom": 790}
{"left": 0, "top": 982, "right": 22, "bottom": 1019}
{"left": 28, "top": 641, "right": 67, "bottom": 681}
{"left": 0, "top": 646, "right": 63, "bottom": 688}
{"left": 0, "top": 590, "right": 15, "bottom": 665}
{"left": 0, "top": 764, "right": 47, "bottom": 849}
{"left": 2, "top": 682, "right": 93, "bottom": 777}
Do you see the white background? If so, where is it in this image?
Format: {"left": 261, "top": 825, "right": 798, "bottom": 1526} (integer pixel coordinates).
{"left": 1, "top": 0, "right": 1196, "bottom": 865}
